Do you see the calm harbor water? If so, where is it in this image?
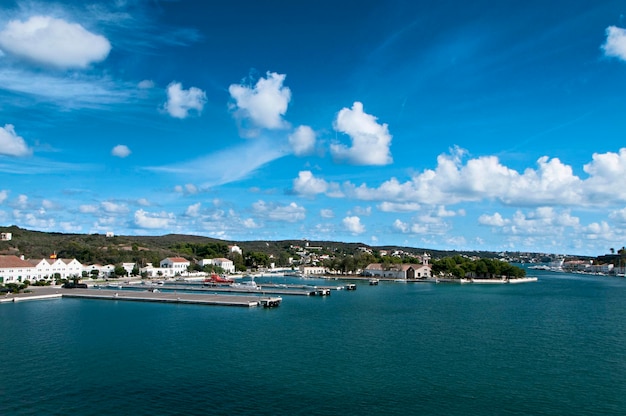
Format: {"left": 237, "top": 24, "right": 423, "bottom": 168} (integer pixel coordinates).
{"left": 1, "top": 269, "right": 626, "bottom": 415}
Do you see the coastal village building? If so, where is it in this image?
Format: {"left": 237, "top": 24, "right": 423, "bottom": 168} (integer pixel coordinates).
{"left": 0, "top": 255, "right": 35, "bottom": 284}
{"left": 228, "top": 245, "right": 242, "bottom": 255}
{"left": 0, "top": 232, "right": 12, "bottom": 241}
{"left": 299, "top": 265, "right": 327, "bottom": 276}
{"left": 158, "top": 257, "right": 191, "bottom": 277}
{"left": 28, "top": 258, "right": 84, "bottom": 280}
{"left": 199, "top": 258, "right": 235, "bottom": 274}
{"left": 364, "top": 255, "right": 432, "bottom": 280}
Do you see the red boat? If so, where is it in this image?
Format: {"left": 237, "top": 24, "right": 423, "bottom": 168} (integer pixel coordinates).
{"left": 205, "top": 273, "right": 233, "bottom": 284}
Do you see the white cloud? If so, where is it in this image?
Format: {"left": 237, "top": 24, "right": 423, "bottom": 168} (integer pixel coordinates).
{"left": 289, "top": 125, "right": 316, "bottom": 156}
{"left": 252, "top": 200, "right": 305, "bottom": 222}
{"left": 229, "top": 71, "right": 291, "bottom": 132}
{"left": 392, "top": 219, "right": 432, "bottom": 234}
{"left": 242, "top": 218, "right": 259, "bottom": 228}
{"left": 0, "top": 124, "right": 32, "bottom": 157}
{"left": 138, "top": 79, "right": 154, "bottom": 89}
{"left": 59, "top": 222, "right": 82, "bottom": 233}
{"left": 602, "top": 26, "right": 626, "bottom": 61}
{"left": 293, "top": 171, "right": 328, "bottom": 195}
{"left": 478, "top": 212, "right": 509, "bottom": 227}
{"left": 343, "top": 215, "right": 365, "bottom": 234}
{"left": 352, "top": 206, "right": 372, "bottom": 216}
{"left": 101, "top": 201, "right": 128, "bottom": 214}
{"left": 480, "top": 207, "right": 581, "bottom": 236}
{"left": 111, "top": 144, "right": 131, "bottom": 158}
{"left": 320, "top": 209, "right": 334, "bottom": 218}
{"left": 174, "top": 184, "right": 198, "bottom": 195}
{"left": 16, "top": 194, "right": 28, "bottom": 208}
{"left": 79, "top": 204, "right": 98, "bottom": 213}
{"left": 134, "top": 209, "right": 174, "bottom": 229}
{"left": 331, "top": 102, "right": 392, "bottom": 165}
{"left": 164, "top": 82, "right": 206, "bottom": 119}
{"left": 137, "top": 198, "right": 150, "bottom": 206}
{"left": 186, "top": 202, "right": 201, "bottom": 217}
{"left": 152, "top": 138, "right": 288, "bottom": 188}
{"left": 0, "top": 190, "right": 8, "bottom": 204}
{"left": 378, "top": 202, "right": 421, "bottom": 212}
{"left": 0, "top": 68, "right": 134, "bottom": 109}
{"left": 0, "top": 16, "right": 111, "bottom": 68}
{"left": 609, "top": 207, "right": 626, "bottom": 223}
{"left": 340, "top": 147, "right": 603, "bottom": 206}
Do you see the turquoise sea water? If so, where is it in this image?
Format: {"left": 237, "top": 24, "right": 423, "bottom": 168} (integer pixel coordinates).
{"left": 1, "top": 269, "right": 626, "bottom": 415}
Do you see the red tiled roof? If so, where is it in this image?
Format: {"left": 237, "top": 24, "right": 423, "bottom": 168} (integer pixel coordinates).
{"left": 0, "top": 255, "right": 34, "bottom": 268}
{"left": 166, "top": 257, "right": 189, "bottom": 262}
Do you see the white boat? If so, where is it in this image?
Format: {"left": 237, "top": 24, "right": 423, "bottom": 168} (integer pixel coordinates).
{"left": 471, "top": 278, "right": 507, "bottom": 284}
{"left": 230, "top": 281, "right": 260, "bottom": 290}
{"left": 369, "top": 278, "right": 379, "bottom": 285}
{"left": 508, "top": 277, "right": 538, "bottom": 284}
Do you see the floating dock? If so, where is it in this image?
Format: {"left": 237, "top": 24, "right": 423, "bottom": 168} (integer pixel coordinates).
{"left": 2, "top": 288, "right": 281, "bottom": 307}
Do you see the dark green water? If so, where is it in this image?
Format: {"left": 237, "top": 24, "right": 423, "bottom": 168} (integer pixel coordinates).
{"left": 1, "top": 270, "right": 625, "bottom": 415}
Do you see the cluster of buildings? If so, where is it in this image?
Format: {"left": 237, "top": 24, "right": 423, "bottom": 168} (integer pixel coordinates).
{"left": 0, "top": 254, "right": 236, "bottom": 285}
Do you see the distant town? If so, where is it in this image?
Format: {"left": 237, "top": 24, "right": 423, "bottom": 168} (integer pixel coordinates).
{"left": 1, "top": 226, "right": 624, "bottom": 292}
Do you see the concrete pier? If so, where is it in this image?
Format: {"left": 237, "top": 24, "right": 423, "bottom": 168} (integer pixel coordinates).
{"left": 1, "top": 287, "right": 281, "bottom": 307}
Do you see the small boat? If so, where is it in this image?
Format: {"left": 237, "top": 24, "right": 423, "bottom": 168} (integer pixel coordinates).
{"left": 230, "top": 280, "right": 260, "bottom": 290}
{"left": 369, "top": 278, "right": 379, "bottom": 286}
{"left": 345, "top": 283, "right": 357, "bottom": 290}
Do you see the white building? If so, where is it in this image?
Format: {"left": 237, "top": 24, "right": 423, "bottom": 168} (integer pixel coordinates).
{"left": 299, "top": 265, "right": 327, "bottom": 276}
{"left": 159, "top": 257, "right": 191, "bottom": 277}
{"left": 28, "top": 258, "right": 84, "bottom": 280}
{"left": 0, "top": 232, "right": 12, "bottom": 241}
{"left": 199, "top": 258, "right": 235, "bottom": 274}
{"left": 363, "top": 262, "right": 432, "bottom": 279}
{"left": 229, "top": 245, "right": 242, "bottom": 255}
{"left": 0, "top": 255, "right": 34, "bottom": 284}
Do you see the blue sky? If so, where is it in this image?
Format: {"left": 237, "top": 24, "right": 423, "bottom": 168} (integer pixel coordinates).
{"left": 1, "top": 0, "right": 626, "bottom": 256}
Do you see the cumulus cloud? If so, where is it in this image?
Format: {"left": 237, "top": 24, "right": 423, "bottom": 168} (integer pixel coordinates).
{"left": 331, "top": 102, "right": 392, "bottom": 165}
{"left": 174, "top": 183, "right": 199, "bottom": 195}
{"left": 0, "top": 124, "right": 32, "bottom": 157}
{"left": 339, "top": 147, "right": 623, "bottom": 207}
{"left": 392, "top": 219, "right": 438, "bottom": 235}
{"left": 111, "top": 144, "right": 131, "bottom": 158}
{"left": 164, "top": 82, "right": 206, "bottom": 119}
{"left": 609, "top": 207, "right": 626, "bottom": 223}
{"left": 101, "top": 201, "right": 128, "bottom": 214}
{"left": 0, "top": 190, "right": 7, "bottom": 204}
{"left": 186, "top": 202, "right": 201, "bottom": 217}
{"left": 479, "top": 207, "right": 580, "bottom": 236}
{"left": 602, "top": 26, "right": 626, "bottom": 61}
{"left": 0, "top": 16, "right": 111, "bottom": 68}
{"left": 229, "top": 71, "right": 291, "bottom": 132}
{"left": 134, "top": 209, "right": 175, "bottom": 229}
{"left": 293, "top": 171, "right": 328, "bottom": 195}
{"left": 478, "top": 212, "right": 509, "bottom": 227}
{"left": 320, "top": 209, "right": 334, "bottom": 218}
{"left": 289, "top": 125, "right": 316, "bottom": 156}
{"left": 378, "top": 202, "right": 421, "bottom": 212}
{"left": 343, "top": 215, "right": 365, "bottom": 234}
{"left": 79, "top": 204, "right": 98, "bottom": 213}
{"left": 252, "top": 200, "right": 305, "bottom": 222}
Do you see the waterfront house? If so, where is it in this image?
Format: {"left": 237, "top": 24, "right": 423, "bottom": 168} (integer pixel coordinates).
{"left": 27, "top": 257, "right": 84, "bottom": 281}
{"left": 0, "top": 255, "right": 35, "bottom": 284}
{"left": 363, "top": 262, "right": 432, "bottom": 279}
{"left": 299, "top": 265, "right": 327, "bottom": 276}
{"left": 199, "top": 258, "right": 235, "bottom": 274}
{"left": 159, "top": 257, "right": 191, "bottom": 277}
